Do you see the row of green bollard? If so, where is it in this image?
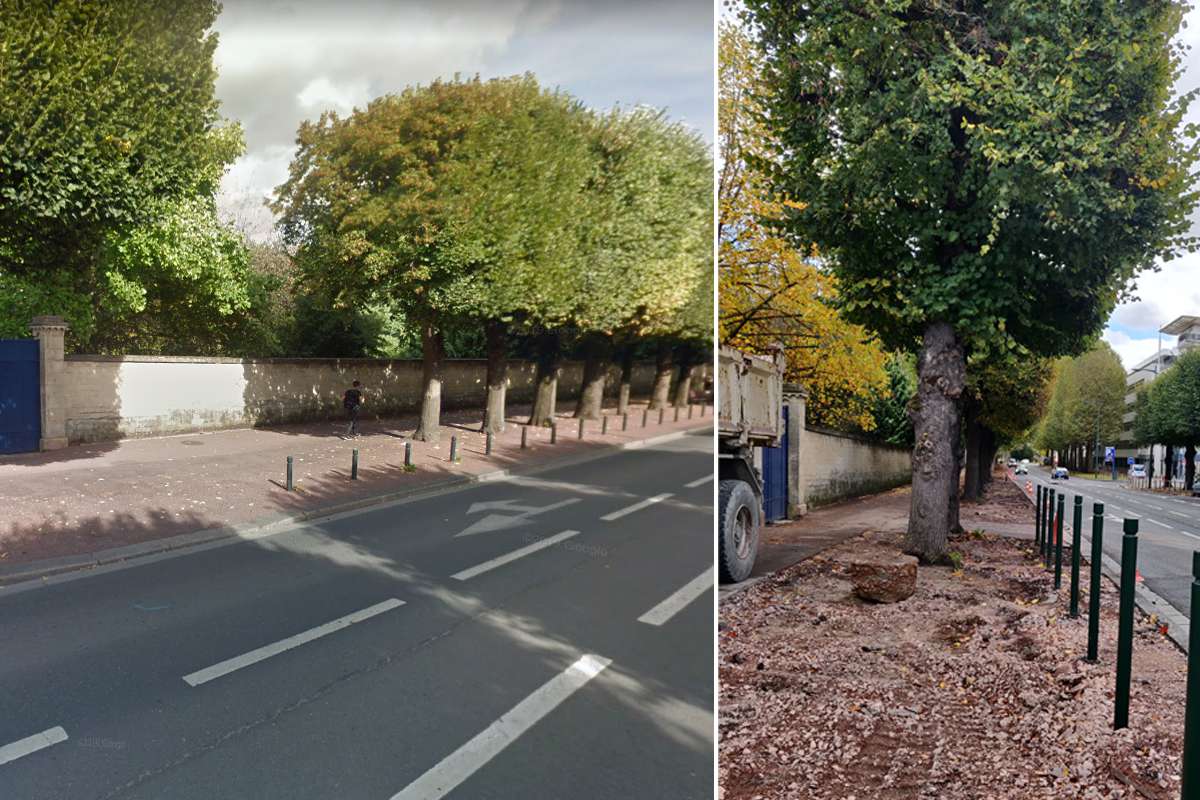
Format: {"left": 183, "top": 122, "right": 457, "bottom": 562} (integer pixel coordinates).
{"left": 1033, "top": 484, "right": 1140, "bottom": 734}
{"left": 281, "top": 403, "right": 711, "bottom": 491}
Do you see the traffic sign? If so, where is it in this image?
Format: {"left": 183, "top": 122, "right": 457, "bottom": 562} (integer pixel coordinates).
{"left": 1127, "top": 456, "right": 1135, "bottom": 466}
{"left": 1105, "top": 446, "right": 1116, "bottom": 463}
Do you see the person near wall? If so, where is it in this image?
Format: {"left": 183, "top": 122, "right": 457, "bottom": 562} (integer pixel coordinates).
{"left": 343, "top": 380, "right": 365, "bottom": 438}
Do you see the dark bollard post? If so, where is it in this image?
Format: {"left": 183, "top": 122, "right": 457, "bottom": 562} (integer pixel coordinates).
{"left": 1044, "top": 488, "right": 1055, "bottom": 569}
{"left": 404, "top": 441, "right": 413, "bottom": 467}
{"left": 1054, "top": 494, "right": 1065, "bottom": 588}
{"left": 578, "top": 418, "right": 585, "bottom": 439}
{"left": 1087, "top": 502, "right": 1105, "bottom": 662}
{"left": 351, "top": 449, "right": 359, "bottom": 480}
{"left": 1182, "top": 552, "right": 1200, "bottom": 797}
{"left": 1114, "top": 518, "right": 1139, "bottom": 730}
{"left": 642, "top": 408, "right": 648, "bottom": 428}
{"left": 550, "top": 423, "right": 557, "bottom": 444}
{"left": 622, "top": 413, "right": 629, "bottom": 431}
{"left": 1035, "top": 485, "right": 1043, "bottom": 549}
{"left": 658, "top": 408, "right": 665, "bottom": 425}
{"left": 520, "top": 427, "right": 528, "bottom": 449}
{"left": 286, "top": 456, "right": 294, "bottom": 492}
{"left": 601, "top": 415, "right": 608, "bottom": 435}
{"left": 1070, "top": 495, "right": 1082, "bottom": 617}
{"left": 449, "top": 435, "right": 459, "bottom": 463}
{"left": 485, "top": 432, "right": 493, "bottom": 456}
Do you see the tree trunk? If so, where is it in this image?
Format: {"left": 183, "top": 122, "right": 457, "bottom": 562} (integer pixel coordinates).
{"left": 1166, "top": 444, "right": 1175, "bottom": 489}
{"left": 649, "top": 339, "right": 674, "bottom": 410}
{"left": 962, "top": 401, "right": 982, "bottom": 502}
{"left": 950, "top": 406, "right": 964, "bottom": 535}
{"left": 574, "top": 333, "right": 610, "bottom": 420}
{"left": 617, "top": 346, "right": 634, "bottom": 415}
{"left": 980, "top": 427, "right": 997, "bottom": 487}
{"left": 906, "top": 321, "right": 965, "bottom": 563}
{"left": 482, "top": 319, "right": 508, "bottom": 434}
{"left": 528, "top": 332, "right": 560, "bottom": 427}
{"left": 413, "top": 322, "right": 444, "bottom": 443}
{"left": 1187, "top": 443, "right": 1196, "bottom": 492}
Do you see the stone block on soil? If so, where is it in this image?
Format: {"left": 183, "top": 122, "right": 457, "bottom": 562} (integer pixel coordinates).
{"left": 843, "top": 551, "right": 918, "bottom": 603}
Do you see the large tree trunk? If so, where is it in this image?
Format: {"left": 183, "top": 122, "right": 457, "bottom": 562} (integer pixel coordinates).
{"left": 962, "top": 400, "right": 983, "bottom": 501}
{"left": 907, "top": 322, "right": 965, "bottom": 562}
{"left": 574, "top": 333, "right": 610, "bottom": 420}
{"left": 617, "top": 345, "right": 634, "bottom": 415}
{"left": 1166, "top": 444, "right": 1176, "bottom": 489}
{"left": 980, "top": 426, "right": 997, "bottom": 488}
{"left": 528, "top": 332, "right": 560, "bottom": 427}
{"left": 1187, "top": 444, "right": 1196, "bottom": 492}
{"left": 413, "top": 322, "right": 444, "bottom": 443}
{"left": 482, "top": 319, "right": 508, "bottom": 434}
{"left": 950, "top": 406, "right": 964, "bottom": 535}
{"left": 674, "top": 363, "right": 700, "bottom": 408}
{"left": 649, "top": 339, "right": 674, "bottom": 410}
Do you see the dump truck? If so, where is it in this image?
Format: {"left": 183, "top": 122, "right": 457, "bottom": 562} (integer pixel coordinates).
{"left": 717, "top": 345, "right": 785, "bottom": 583}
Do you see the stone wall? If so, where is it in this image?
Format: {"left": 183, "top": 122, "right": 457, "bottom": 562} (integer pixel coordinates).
{"left": 798, "top": 424, "right": 912, "bottom": 508}
{"left": 61, "top": 355, "right": 660, "bottom": 444}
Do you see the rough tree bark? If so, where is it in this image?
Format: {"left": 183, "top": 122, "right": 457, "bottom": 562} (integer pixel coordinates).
{"left": 528, "top": 331, "right": 560, "bottom": 427}
{"left": 574, "top": 333, "right": 610, "bottom": 420}
{"left": 672, "top": 343, "right": 697, "bottom": 407}
{"left": 980, "top": 427, "right": 997, "bottom": 487}
{"left": 616, "top": 345, "right": 634, "bottom": 415}
{"left": 482, "top": 319, "right": 507, "bottom": 434}
{"left": 413, "top": 322, "right": 445, "bottom": 443}
{"left": 906, "top": 321, "right": 966, "bottom": 562}
{"left": 649, "top": 339, "right": 674, "bottom": 410}
{"left": 962, "top": 400, "right": 983, "bottom": 501}
{"left": 1187, "top": 443, "right": 1196, "bottom": 492}
{"left": 1165, "top": 444, "right": 1175, "bottom": 489}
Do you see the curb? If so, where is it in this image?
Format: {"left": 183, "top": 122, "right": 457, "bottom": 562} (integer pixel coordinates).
{"left": 0, "top": 425, "right": 709, "bottom": 591}
{"left": 1008, "top": 474, "right": 1191, "bottom": 655}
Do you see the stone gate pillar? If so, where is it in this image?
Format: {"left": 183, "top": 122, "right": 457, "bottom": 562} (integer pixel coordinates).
{"left": 30, "top": 315, "right": 69, "bottom": 450}
{"left": 784, "top": 383, "right": 808, "bottom": 518}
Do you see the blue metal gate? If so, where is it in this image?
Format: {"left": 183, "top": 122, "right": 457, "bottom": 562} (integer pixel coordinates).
{"left": 0, "top": 339, "right": 40, "bottom": 455}
{"left": 761, "top": 404, "right": 788, "bottom": 522}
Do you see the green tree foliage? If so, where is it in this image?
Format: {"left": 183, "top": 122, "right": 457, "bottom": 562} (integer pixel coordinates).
{"left": 1134, "top": 349, "right": 1200, "bottom": 488}
{"left": 869, "top": 354, "right": 917, "bottom": 448}
{"left": 744, "top": 0, "right": 1199, "bottom": 561}
{"left": 1036, "top": 343, "right": 1126, "bottom": 469}
{"left": 0, "top": 0, "right": 234, "bottom": 345}
{"left": 963, "top": 353, "right": 1053, "bottom": 499}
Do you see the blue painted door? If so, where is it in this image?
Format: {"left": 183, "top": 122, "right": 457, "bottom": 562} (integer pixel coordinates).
{"left": 0, "top": 339, "right": 40, "bottom": 454}
{"left": 761, "top": 404, "right": 788, "bottom": 522}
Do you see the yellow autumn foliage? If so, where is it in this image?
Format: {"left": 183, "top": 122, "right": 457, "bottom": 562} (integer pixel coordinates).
{"left": 718, "top": 22, "right": 888, "bottom": 431}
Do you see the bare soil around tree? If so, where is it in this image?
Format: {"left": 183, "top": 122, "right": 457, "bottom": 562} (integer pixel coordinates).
{"left": 720, "top": 478, "right": 1189, "bottom": 799}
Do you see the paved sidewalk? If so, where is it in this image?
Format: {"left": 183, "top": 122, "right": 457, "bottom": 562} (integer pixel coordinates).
{"left": 0, "top": 399, "right": 710, "bottom": 569}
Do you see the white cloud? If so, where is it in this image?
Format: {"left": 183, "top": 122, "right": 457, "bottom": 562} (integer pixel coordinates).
{"left": 1103, "top": 328, "right": 1177, "bottom": 371}
{"left": 209, "top": 0, "right": 713, "bottom": 241}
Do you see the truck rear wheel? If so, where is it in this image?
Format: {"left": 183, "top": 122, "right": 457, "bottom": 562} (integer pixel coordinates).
{"left": 718, "top": 479, "right": 760, "bottom": 583}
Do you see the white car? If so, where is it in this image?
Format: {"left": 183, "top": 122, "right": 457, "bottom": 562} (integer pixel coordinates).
{"left": 1015, "top": 460, "right": 1029, "bottom": 475}
{"left": 1130, "top": 464, "right": 1147, "bottom": 479}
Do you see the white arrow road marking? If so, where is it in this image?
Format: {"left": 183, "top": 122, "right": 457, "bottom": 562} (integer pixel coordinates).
{"left": 454, "top": 498, "right": 581, "bottom": 537}
{"left": 390, "top": 654, "right": 611, "bottom": 800}
{"left": 0, "top": 727, "right": 68, "bottom": 767}
{"left": 451, "top": 530, "right": 580, "bottom": 581}
{"left": 182, "top": 599, "right": 404, "bottom": 687}
{"left": 638, "top": 567, "right": 714, "bottom": 626}
{"left": 601, "top": 493, "right": 673, "bottom": 521}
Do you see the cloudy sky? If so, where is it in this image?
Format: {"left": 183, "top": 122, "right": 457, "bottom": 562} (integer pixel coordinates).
{"left": 211, "top": 0, "right": 713, "bottom": 239}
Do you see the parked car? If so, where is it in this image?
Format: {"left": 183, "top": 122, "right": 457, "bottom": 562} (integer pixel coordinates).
{"left": 1052, "top": 466, "right": 1069, "bottom": 480}
{"left": 1130, "top": 464, "right": 1147, "bottom": 479}
{"left": 1007, "top": 458, "right": 1018, "bottom": 468}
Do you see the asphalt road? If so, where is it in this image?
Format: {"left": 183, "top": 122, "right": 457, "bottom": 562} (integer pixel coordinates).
{"left": 1025, "top": 465, "right": 1200, "bottom": 620}
{"left": 0, "top": 429, "right": 714, "bottom": 800}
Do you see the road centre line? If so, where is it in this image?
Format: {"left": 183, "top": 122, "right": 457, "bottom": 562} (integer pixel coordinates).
{"left": 637, "top": 567, "right": 714, "bottom": 626}
{"left": 451, "top": 530, "right": 580, "bottom": 581}
{"left": 684, "top": 474, "right": 713, "bottom": 488}
{"left": 0, "top": 727, "right": 68, "bottom": 767}
{"left": 390, "top": 654, "right": 611, "bottom": 800}
{"left": 601, "top": 493, "right": 673, "bottom": 521}
{"left": 182, "top": 598, "right": 404, "bottom": 687}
